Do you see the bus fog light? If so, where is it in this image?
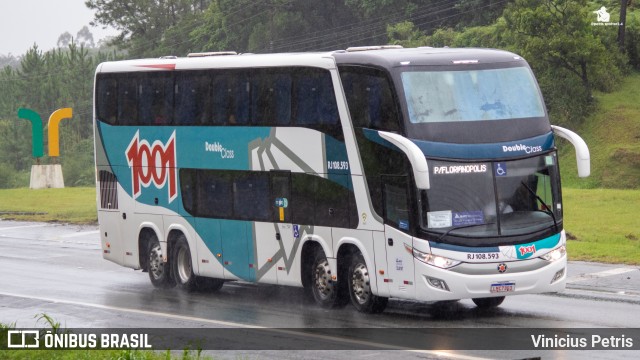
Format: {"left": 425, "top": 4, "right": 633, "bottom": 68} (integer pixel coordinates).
{"left": 426, "top": 276, "right": 450, "bottom": 291}
{"left": 551, "top": 268, "right": 565, "bottom": 284}
{"left": 412, "top": 248, "right": 461, "bottom": 269}
{"left": 540, "top": 245, "right": 566, "bottom": 262}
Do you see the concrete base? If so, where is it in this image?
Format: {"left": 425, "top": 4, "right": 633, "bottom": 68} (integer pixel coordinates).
{"left": 30, "top": 164, "right": 65, "bottom": 189}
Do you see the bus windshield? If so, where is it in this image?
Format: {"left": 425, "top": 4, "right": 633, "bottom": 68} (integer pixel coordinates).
{"left": 421, "top": 152, "right": 562, "bottom": 243}
{"left": 401, "top": 66, "right": 545, "bottom": 124}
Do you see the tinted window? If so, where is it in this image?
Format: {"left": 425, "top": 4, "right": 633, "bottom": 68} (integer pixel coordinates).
{"left": 234, "top": 172, "right": 270, "bottom": 221}
{"left": 294, "top": 70, "right": 338, "bottom": 126}
{"left": 197, "top": 171, "right": 233, "bottom": 218}
{"left": 339, "top": 66, "right": 400, "bottom": 131}
{"left": 212, "top": 73, "right": 250, "bottom": 125}
{"left": 175, "top": 73, "right": 210, "bottom": 125}
{"left": 96, "top": 77, "right": 117, "bottom": 125}
{"left": 253, "top": 71, "right": 292, "bottom": 125}
{"left": 139, "top": 75, "right": 173, "bottom": 125}
{"left": 117, "top": 77, "right": 138, "bottom": 125}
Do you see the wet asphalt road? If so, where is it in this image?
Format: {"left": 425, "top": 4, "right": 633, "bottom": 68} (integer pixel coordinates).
{"left": 0, "top": 220, "right": 639, "bottom": 359}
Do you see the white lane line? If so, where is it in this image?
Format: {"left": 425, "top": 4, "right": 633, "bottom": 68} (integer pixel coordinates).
{"left": 0, "top": 224, "right": 49, "bottom": 231}
{"left": 59, "top": 230, "right": 100, "bottom": 238}
{"left": 0, "top": 291, "right": 490, "bottom": 360}
{"left": 567, "top": 267, "right": 637, "bottom": 283}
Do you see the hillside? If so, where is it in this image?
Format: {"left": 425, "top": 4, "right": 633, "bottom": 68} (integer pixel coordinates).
{"left": 558, "top": 72, "right": 640, "bottom": 189}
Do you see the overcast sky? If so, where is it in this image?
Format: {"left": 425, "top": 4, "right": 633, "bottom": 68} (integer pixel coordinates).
{"left": 0, "top": 0, "right": 118, "bottom": 56}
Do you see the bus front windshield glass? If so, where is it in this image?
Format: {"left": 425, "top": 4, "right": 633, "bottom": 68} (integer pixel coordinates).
{"left": 421, "top": 153, "right": 562, "bottom": 243}
{"left": 401, "top": 67, "right": 545, "bottom": 123}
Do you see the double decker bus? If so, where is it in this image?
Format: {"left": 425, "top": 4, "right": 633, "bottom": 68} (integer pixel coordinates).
{"left": 94, "top": 46, "right": 589, "bottom": 313}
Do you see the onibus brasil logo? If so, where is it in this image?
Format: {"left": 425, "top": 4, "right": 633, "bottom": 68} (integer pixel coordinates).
{"left": 125, "top": 130, "right": 177, "bottom": 203}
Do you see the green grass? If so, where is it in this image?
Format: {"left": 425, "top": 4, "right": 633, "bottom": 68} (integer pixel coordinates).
{"left": 559, "top": 72, "right": 640, "bottom": 189}
{"left": 0, "top": 187, "right": 97, "bottom": 224}
{"left": 563, "top": 188, "right": 640, "bottom": 264}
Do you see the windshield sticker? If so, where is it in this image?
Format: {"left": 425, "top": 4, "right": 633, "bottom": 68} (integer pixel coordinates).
{"left": 452, "top": 211, "right": 485, "bottom": 226}
{"left": 399, "top": 220, "right": 409, "bottom": 230}
{"left": 427, "top": 210, "right": 452, "bottom": 228}
{"left": 495, "top": 162, "right": 507, "bottom": 177}
{"left": 545, "top": 155, "right": 555, "bottom": 166}
{"left": 433, "top": 164, "right": 487, "bottom": 175}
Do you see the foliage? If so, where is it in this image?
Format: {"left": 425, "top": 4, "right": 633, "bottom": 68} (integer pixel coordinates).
{"left": 0, "top": 43, "right": 117, "bottom": 188}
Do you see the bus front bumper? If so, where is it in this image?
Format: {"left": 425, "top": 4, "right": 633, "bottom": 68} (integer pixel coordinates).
{"left": 412, "top": 256, "right": 567, "bottom": 302}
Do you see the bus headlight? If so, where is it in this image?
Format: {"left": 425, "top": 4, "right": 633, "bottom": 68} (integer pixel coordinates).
{"left": 412, "top": 247, "right": 461, "bottom": 269}
{"left": 540, "top": 245, "right": 566, "bottom": 262}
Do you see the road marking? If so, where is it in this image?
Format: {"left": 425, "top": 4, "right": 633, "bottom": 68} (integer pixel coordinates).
{"left": 59, "top": 230, "right": 99, "bottom": 238}
{"left": 567, "top": 267, "right": 637, "bottom": 283}
{"left": 0, "top": 224, "right": 49, "bottom": 231}
{"left": 0, "top": 290, "right": 489, "bottom": 359}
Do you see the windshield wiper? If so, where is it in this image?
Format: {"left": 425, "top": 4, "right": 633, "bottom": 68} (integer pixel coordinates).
{"left": 520, "top": 181, "right": 558, "bottom": 231}
{"left": 434, "top": 222, "right": 496, "bottom": 242}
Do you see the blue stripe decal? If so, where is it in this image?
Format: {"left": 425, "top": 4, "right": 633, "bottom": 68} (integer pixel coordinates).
{"left": 412, "top": 132, "right": 555, "bottom": 159}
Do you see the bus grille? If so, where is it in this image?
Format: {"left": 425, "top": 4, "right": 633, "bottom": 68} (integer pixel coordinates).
{"left": 99, "top": 170, "right": 118, "bottom": 210}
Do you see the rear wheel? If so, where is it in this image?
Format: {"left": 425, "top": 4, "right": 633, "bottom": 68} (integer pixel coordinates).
{"left": 472, "top": 296, "right": 505, "bottom": 309}
{"left": 310, "top": 250, "right": 341, "bottom": 308}
{"left": 172, "top": 235, "right": 223, "bottom": 292}
{"left": 147, "top": 234, "right": 175, "bottom": 288}
{"left": 348, "top": 252, "right": 388, "bottom": 313}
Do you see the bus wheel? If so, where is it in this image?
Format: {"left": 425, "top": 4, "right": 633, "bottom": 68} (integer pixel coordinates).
{"left": 147, "top": 234, "right": 175, "bottom": 288}
{"left": 311, "top": 250, "right": 339, "bottom": 308}
{"left": 348, "top": 252, "right": 388, "bottom": 313}
{"left": 173, "top": 235, "right": 223, "bottom": 292}
{"left": 472, "top": 296, "right": 505, "bottom": 309}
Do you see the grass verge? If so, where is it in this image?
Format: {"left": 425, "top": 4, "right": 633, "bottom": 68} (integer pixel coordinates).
{"left": 0, "top": 187, "right": 96, "bottom": 224}
{"left": 563, "top": 188, "right": 640, "bottom": 265}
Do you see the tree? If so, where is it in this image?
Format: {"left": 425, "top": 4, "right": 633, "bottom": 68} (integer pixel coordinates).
{"left": 502, "top": 0, "right": 618, "bottom": 101}
{"left": 77, "top": 26, "right": 95, "bottom": 48}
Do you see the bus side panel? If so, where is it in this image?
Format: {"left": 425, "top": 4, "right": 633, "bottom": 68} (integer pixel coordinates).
{"left": 98, "top": 209, "right": 124, "bottom": 266}
{"left": 219, "top": 220, "right": 252, "bottom": 281}
{"left": 253, "top": 222, "right": 281, "bottom": 285}
{"left": 194, "top": 217, "right": 226, "bottom": 279}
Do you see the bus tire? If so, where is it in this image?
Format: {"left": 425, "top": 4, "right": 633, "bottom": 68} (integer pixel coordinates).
{"left": 173, "top": 234, "right": 223, "bottom": 292}
{"left": 348, "top": 252, "right": 388, "bottom": 313}
{"left": 310, "top": 250, "right": 341, "bottom": 308}
{"left": 147, "top": 234, "right": 175, "bottom": 288}
{"left": 472, "top": 296, "right": 505, "bottom": 309}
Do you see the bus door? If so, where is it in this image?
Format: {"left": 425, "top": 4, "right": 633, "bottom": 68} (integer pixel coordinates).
{"left": 381, "top": 175, "right": 416, "bottom": 299}
{"left": 270, "top": 171, "right": 299, "bottom": 286}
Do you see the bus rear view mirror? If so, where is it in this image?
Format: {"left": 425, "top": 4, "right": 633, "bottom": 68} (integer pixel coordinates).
{"left": 378, "top": 131, "right": 430, "bottom": 190}
{"left": 551, "top": 125, "right": 590, "bottom": 178}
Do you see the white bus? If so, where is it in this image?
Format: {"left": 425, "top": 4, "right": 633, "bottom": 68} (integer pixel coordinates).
{"left": 94, "top": 46, "right": 590, "bottom": 313}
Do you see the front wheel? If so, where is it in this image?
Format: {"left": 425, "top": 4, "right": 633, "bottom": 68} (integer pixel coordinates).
{"left": 348, "top": 252, "right": 388, "bottom": 313}
{"left": 147, "top": 234, "right": 175, "bottom": 288}
{"left": 472, "top": 296, "right": 505, "bottom": 309}
{"left": 172, "top": 235, "right": 223, "bottom": 292}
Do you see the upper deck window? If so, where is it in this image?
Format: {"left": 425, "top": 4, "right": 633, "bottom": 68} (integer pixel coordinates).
{"left": 401, "top": 67, "right": 545, "bottom": 124}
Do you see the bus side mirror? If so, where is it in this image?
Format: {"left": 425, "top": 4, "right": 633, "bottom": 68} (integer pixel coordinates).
{"left": 551, "top": 125, "right": 590, "bottom": 178}
{"left": 378, "top": 131, "right": 430, "bottom": 189}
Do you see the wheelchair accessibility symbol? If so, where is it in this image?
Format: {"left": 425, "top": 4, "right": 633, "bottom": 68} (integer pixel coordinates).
{"left": 496, "top": 163, "right": 507, "bottom": 177}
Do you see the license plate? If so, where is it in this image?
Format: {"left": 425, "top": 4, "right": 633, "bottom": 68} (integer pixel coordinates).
{"left": 490, "top": 282, "right": 515, "bottom": 293}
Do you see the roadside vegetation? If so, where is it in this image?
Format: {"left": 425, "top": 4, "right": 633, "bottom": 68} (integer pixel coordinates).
{"left": 0, "top": 187, "right": 96, "bottom": 224}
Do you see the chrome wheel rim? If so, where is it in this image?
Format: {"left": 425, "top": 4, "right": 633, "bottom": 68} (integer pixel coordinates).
{"left": 176, "top": 246, "right": 192, "bottom": 284}
{"left": 351, "top": 262, "right": 371, "bottom": 305}
{"left": 149, "top": 243, "right": 164, "bottom": 280}
{"left": 314, "top": 258, "right": 334, "bottom": 300}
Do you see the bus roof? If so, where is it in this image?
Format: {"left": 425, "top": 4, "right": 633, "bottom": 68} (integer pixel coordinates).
{"left": 96, "top": 47, "right": 525, "bottom": 73}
